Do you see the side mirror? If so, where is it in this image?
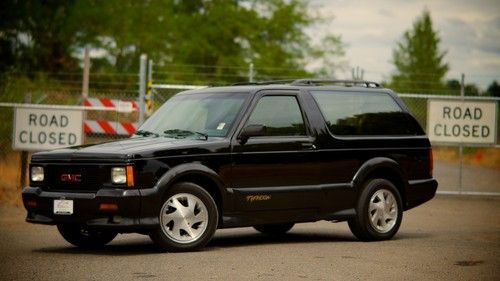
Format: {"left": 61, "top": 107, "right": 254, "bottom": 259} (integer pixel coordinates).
{"left": 238, "top": 124, "right": 266, "bottom": 144}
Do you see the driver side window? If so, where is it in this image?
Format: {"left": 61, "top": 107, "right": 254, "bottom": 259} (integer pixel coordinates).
{"left": 246, "top": 95, "right": 306, "bottom": 136}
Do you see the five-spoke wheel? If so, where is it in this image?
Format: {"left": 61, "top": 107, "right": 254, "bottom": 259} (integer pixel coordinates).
{"left": 160, "top": 193, "right": 209, "bottom": 244}
{"left": 348, "top": 178, "right": 403, "bottom": 241}
{"left": 150, "top": 182, "right": 218, "bottom": 252}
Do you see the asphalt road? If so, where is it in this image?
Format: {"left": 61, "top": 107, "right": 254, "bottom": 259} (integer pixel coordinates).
{"left": 1, "top": 196, "right": 499, "bottom": 281}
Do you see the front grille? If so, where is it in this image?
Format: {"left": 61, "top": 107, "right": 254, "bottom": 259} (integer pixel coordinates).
{"left": 44, "top": 164, "right": 107, "bottom": 192}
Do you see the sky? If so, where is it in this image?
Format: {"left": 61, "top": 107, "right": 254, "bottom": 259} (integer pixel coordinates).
{"left": 308, "top": 0, "right": 500, "bottom": 90}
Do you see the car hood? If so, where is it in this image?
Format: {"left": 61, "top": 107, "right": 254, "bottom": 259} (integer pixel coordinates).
{"left": 31, "top": 136, "right": 229, "bottom": 162}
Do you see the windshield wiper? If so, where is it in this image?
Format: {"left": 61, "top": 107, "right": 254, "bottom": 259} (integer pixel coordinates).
{"left": 134, "top": 130, "right": 159, "bottom": 137}
{"left": 163, "top": 129, "right": 208, "bottom": 140}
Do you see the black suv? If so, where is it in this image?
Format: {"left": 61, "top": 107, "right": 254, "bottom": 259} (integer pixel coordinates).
{"left": 22, "top": 79, "right": 437, "bottom": 251}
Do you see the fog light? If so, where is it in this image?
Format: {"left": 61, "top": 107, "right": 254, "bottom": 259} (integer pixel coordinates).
{"left": 31, "top": 166, "right": 44, "bottom": 182}
{"left": 99, "top": 203, "right": 118, "bottom": 211}
{"left": 24, "top": 199, "right": 37, "bottom": 209}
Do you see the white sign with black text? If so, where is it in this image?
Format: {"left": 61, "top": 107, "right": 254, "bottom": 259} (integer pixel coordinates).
{"left": 427, "top": 100, "right": 497, "bottom": 144}
{"left": 13, "top": 107, "right": 83, "bottom": 151}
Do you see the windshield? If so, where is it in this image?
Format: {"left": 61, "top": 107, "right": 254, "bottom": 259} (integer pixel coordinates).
{"left": 137, "top": 92, "right": 248, "bottom": 138}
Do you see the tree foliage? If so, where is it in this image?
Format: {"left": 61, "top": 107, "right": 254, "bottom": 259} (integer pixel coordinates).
{"left": 390, "top": 10, "right": 448, "bottom": 94}
{"left": 486, "top": 81, "right": 500, "bottom": 97}
{"left": 0, "top": 0, "right": 344, "bottom": 84}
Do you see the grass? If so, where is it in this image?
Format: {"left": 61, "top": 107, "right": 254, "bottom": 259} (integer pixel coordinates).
{"left": 0, "top": 153, "right": 24, "bottom": 207}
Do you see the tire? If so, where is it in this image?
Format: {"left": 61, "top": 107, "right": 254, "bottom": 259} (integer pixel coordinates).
{"left": 57, "top": 224, "right": 117, "bottom": 248}
{"left": 254, "top": 223, "right": 294, "bottom": 235}
{"left": 150, "top": 182, "right": 218, "bottom": 252}
{"left": 348, "top": 178, "right": 403, "bottom": 241}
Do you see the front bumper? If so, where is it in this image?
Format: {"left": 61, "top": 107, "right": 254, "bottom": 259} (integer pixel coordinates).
{"left": 22, "top": 187, "right": 158, "bottom": 232}
{"left": 405, "top": 178, "right": 438, "bottom": 210}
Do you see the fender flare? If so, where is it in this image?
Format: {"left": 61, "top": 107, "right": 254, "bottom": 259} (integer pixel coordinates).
{"left": 152, "top": 163, "right": 229, "bottom": 208}
{"left": 351, "top": 157, "right": 407, "bottom": 192}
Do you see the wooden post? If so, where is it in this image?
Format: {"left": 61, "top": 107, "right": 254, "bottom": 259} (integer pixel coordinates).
{"left": 19, "top": 92, "right": 32, "bottom": 189}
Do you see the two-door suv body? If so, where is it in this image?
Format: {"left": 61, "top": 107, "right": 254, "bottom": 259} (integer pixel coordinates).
{"left": 22, "top": 79, "right": 437, "bottom": 251}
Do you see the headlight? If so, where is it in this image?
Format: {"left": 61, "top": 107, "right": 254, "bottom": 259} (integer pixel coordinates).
{"left": 31, "top": 166, "right": 44, "bottom": 182}
{"left": 111, "top": 167, "right": 126, "bottom": 184}
{"left": 111, "top": 166, "right": 134, "bottom": 187}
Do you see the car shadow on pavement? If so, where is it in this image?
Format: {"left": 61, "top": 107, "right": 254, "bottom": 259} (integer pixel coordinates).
{"left": 32, "top": 239, "right": 162, "bottom": 256}
{"left": 32, "top": 229, "right": 429, "bottom": 255}
{"left": 209, "top": 231, "right": 356, "bottom": 249}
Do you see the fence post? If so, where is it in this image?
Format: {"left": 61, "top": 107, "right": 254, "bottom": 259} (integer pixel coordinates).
{"left": 81, "top": 47, "right": 90, "bottom": 143}
{"left": 147, "top": 59, "right": 153, "bottom": 117}
{"left": 248, "top": 63, "right": 254, "bottom": 83}
{"left": 138, "top": 54, "right": 147, "bottom": 126}
{"left": 459, "top": 73, "right": 465, "bottom": 194}
{"left": 82, "top": 47, "right": 90, "bottom": 101}
{"left": 19, "top": 92, "right": 32, "bottom": 189}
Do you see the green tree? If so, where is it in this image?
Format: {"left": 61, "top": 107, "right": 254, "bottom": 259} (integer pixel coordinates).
{"left": 390, "top": 10, "right": 448, "bottom": 94}
{"left": 486, "top": 81, "right": 500, "bottom": 97}
{"left": 0, "top": 0, "right": 344, "bottom": 84}
{"left": 0, "top": 0, "right": 92, "bottom": 74}
{"left": 446, "top": 79, "right": 481, "bottom": 96}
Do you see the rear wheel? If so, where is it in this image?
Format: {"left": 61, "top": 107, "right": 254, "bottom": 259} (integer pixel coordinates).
{"left": 57, "top": 224, "right": 117, "bottom": 248}
{"left": 254, "top": 223, "right": 294, "bottom": 235}
{"left": 150, "top": 182, "right": 218, "bottom": 252}
{"left": 348, "top": 178, "right": 402, "bottom": 241}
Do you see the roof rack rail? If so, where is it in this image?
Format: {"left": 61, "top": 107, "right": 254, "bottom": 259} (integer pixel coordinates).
{"left": 291, "top": 79, "right": 381, "bottom": 88}
{"left": 232, "top": 79, "right": 297, "bottom": 86}
{"left": 231, "top": 79, "right": 381, "bottom": 88}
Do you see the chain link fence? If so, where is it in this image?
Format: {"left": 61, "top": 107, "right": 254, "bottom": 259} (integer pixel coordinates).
{"left": 1, "top": 74, "right": 499, "bottom": 207}
{"left": 0, "top": 76, "right": 140, "bottom": 205}
{"left": 399, "top": 94, "right": 500, "bottom": 194}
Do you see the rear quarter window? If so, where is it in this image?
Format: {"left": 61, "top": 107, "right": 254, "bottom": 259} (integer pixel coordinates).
{"left": 311, "top": 91, "right": 423, "bottom": 136}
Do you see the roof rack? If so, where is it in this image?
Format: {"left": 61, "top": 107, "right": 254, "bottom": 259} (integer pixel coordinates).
{"left": 232, "top": 79, "right": 297, "bottom": 86}
{"left": 291, "top": 79, "right": 380, "bottom": 88}
{"left": 232, "top": 79, "right": 381, "bottom": 88}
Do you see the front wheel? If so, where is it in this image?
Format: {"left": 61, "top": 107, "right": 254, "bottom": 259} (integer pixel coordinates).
{"left": 57, "top": 224, "right": 117, "bottom": 248}
{"left": 348, "top": 178, "right": 403, "bottom": 241}
{"left": 150, "top": 182, "right": 218, "bottom": 252}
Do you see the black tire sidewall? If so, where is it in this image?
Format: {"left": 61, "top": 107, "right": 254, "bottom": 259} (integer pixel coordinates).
{"left": 151, "top": 182, "right": 219, "bottom": 252}
{"left": 355, "top": 178, "right": 403, "bottom": 241}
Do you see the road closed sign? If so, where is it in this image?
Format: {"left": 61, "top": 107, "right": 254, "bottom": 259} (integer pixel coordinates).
{"left": 427, "top": 100, "right": 497, "bottom": 144}
{"left": 13, "top": 107, "right": 83, "bottom": 151}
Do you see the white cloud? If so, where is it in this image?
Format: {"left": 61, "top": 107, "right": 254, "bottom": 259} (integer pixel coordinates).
{"left": 308, "top": 0, "right": 500, "bottom": 89}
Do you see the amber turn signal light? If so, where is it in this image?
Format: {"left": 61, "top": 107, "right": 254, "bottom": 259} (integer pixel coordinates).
{"left": 126, "top": 165, "right": 134, "bottom": 187}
